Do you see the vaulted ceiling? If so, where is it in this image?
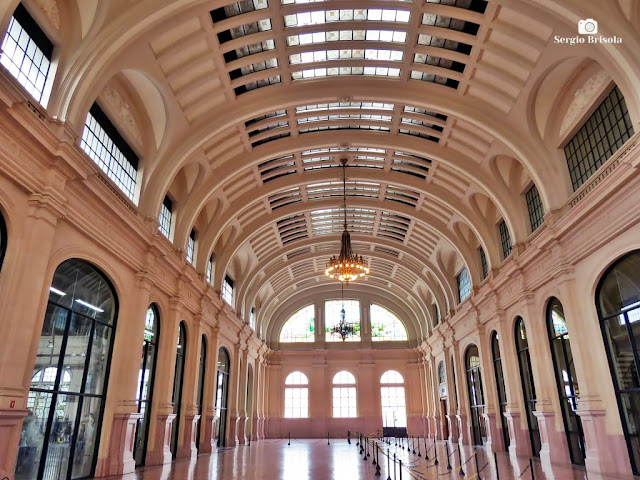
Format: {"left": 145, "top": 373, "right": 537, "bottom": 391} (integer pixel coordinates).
{"left": 16, "top": 0, "right": 640, "bottom": 342}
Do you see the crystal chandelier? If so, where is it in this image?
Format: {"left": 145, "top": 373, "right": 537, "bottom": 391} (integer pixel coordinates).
{"left": 324, "top": 158, "right": 370, "bottom": 283}
{"left": 329, "top": 283, "right": 358, "bottom": 341}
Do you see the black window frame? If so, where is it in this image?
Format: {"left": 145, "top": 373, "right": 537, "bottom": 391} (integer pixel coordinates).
{"left": 498, "top": 220, "right": 512, "bottom": 259}
{"left": 479, "top": 247, "right": 488, "bottom": 279}
{"left": 491, "top": 331, "right": 510, "bottom": 449}
{"left": 525, "top": 184, "right": 544, "bottom": 232}
{"left": 171, "top": 322, "right": 187, "bottom": 458}
{"left": 465, "top": 344, "right": 486, "bottom": 445}
{"left": 457, "top": 267, "right": 471, "bottom": 303}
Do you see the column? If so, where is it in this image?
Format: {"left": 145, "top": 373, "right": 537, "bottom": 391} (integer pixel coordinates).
{"left": 226, "top": 343, "right": 242, "bottom": 446}
{"left": 444, "top": 350, "right": 459, "bottom": 444}
{"left": 477, "top": 326, "right": 505, "bottom": 452}
{"left": 199, "top": 325, "right": 220, "bottom": 453}
{"left": 522, "top": 297, "right": 571, "bottom": 466}
{"left": 236, "top": 347, "right": 249, "bottom": 445}
{"left": 0, "top": 194, "right": 62, "bottom": 480}
{"left": 451, "top": 342, "right": 471, "bottom": 445}
{"left": 94, "top": 272, "right": 152, "bottom": 476}
{"left": 145, "top": 300, "right": 180, "bottom": 466}
{"left": 177, "top": 319, "right": 202, "bottom": 459}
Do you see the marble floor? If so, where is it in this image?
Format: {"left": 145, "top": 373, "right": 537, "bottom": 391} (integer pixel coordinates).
{"left": 98, "top": 439, "right": 608, "bottom": 480}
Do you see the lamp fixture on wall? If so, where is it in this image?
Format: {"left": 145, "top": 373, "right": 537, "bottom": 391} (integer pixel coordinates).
{"left": 324, "top": 158, "right": 370, "bottom": 283}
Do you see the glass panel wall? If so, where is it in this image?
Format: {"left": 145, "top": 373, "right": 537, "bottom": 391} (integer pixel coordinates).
{"left": 465, "top": 345, "right": 486, "bottom": 445}
{"left": 597, "top": 251, "right": 640, "bottom": 474}
{"left": 133, "top": 306, "right": 159, "bottom": 466}
{"left": 515, "top": 317, "right": 541, "bottom": 457}
{"left": 380, "top": 370, "right": 407, "bottom": 428}
{"left": 16, "top": 259, "right": 117, "bottom": 480}
{"left": 215, "top": 348, "right": 231, "bottom": 446}
{"left": 170, "top": 323, "right": 187, "bottom": 458}
{"left": 491, "top": 332, "right": 510, "bottom": 448}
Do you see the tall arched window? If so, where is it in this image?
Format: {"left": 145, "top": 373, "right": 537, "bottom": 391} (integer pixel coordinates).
{"left": 596, "top": 251, "right": 640, "bottom": 474}
{"left": 437, "top": 362, "right": 448, "bottom": 439}
{"left": 546, "top": 298, "right": 585, "bottom": 465}
{"left": 0, "top": 210, "right": 6, "bottom": 271}
{"left": 16, "top": 259, "right": 117, "bottom": 480}
{"left": 370, "top": 304, "right": 408, "bottom": 341}
{"left": 515, "top": 317, "right": 541, "bottom": 457}
{"left": 280, "top": 305, "right": 315, "bottom": 342}
{"left": 325, "top": 299, "right": 360, "bottom": 342}
{"left": 284, "top": 372, "right": 309, "bottom": 418}
{"left": 171, "top": 322, "right": 187, "bottom": 458}
{"left": 332, "top": 371, "right": 357, "bottom": 418}
{"left": 491, "top": 332, "right": 509, "bottom": 448}
{"left": 380, "top": 370, "right": 407, "bottom": 429}
{"left": 215, "top": 348, "right": 231, "bottom": 447}
{"left": 134, "top": 305, "right": 160, "bottom": 467}
{"left": 195, "top": 336, "right": 207, "bottom": 450}
{"left": 465, "top": 345, "right": 486, "bottom": 445}
{"left": 451, "top": 356, "right": 459, "bottom": 410}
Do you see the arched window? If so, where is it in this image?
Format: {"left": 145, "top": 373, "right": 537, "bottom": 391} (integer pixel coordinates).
{"left": 370, "top": 304, "right": 408, "bottom": 341}
{"left": 437, "top": 361, "right": 449, "bottom": 439}
{"left": 280, "top": 305, "right": 315, "bottom": 343}
{"left": 380, "top": 370, "right": 407, "bottom": 428}
{"left": 215, "top": 348, "right": 231, "bottom": 446}
{"left": 171, "top": 322, "right": 187, "bottom": 457}
{"left": 196, "top": 336, "right": 207, "bottom": 449}
{"left": 17, "top": 259, "right": 117, "bottom": 480}
{"left": 325, "top": 299, "right": 360, "bottom": 342}
{"left": 451, "top": 356, "right": 459, "bottom": 410}
{"left": 465, "top": 345, "right": 486, "bottom": 445}
{"left": 515, "top": 317, "right": 541, "bottom": 457}
{"left": 491, "top": 332, "right": 509, "bottom": 448}
{"left": 332, "top": 371, "right": 357, "bottom": 418}
{"left": 546, "top": 298, "right": 585, "bottom": 465}
{"left": 596, "top": 251, "right": 640, "bottom": 474}
{"left": 134, "top": 305, "right": 160, "bottom": 466}
{"left": 0, "top": 210, "right": 6, "bottom": 271}
{"left": 284, "top": 372, "right": 309, "bottom": 418}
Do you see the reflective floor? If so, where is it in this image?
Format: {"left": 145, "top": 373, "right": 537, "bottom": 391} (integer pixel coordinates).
{"left": 99, "top": 439, "right": 605, "bottom": 480}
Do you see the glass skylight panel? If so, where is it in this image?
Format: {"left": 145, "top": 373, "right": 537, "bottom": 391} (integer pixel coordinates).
{"left": 235, "top": 74, "right": 281, "bottom": 95}
{"left": 284, "top": 9, "right": 410, "bottom": 28}
{"left": 292, "top": 66, "right": 400, "bottom": 79}
{"left": 289, "top": 49, "right": 402, "bottom": 65}
{"left": 300, "top": 125, "right": 390, "bottom": 133}
{"left": 245, "top": 109, "right": 286, "bottom": 127}
{"left": 298, "top": 114, "right": 392, "bottom": 124}
{"left": 296, "top": 102, "right": 393, "bottom": 112}
{"left": 222, "top": 0, "right": 268, "bottom": 18}
{"left": 421, "top": 13, "right": 467, "bottom": 31}
{"left": 249, "top": 120, "right": 289, "bottom": 137}
{"left": 287, "top": 29, "right": 407, "bottom": 46}
{"left": 410, "top": 70, "right": 452, "bottom": 86}
{"left": 417, "top": 33, "right": 467, "bottom": 52}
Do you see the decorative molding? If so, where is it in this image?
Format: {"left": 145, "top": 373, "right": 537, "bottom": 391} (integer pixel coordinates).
{"left": 101, "top": 87, "right": 142, "bottom": 147}
{"left": 560, "top": 70, "right": 609, "bottom": 138}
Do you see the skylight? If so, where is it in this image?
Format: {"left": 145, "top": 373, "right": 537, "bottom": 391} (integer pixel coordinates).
{"left": 287, "top": 30, "right": 406, "bottom": 46}
{"left": 292, "top": 66, "right": 400, "bottom": 79}
{"left": 296, "top": 102, "right": 394, "bottom": 112}
{"left": 284, "top": 9, "right": 410, "bottom": 27}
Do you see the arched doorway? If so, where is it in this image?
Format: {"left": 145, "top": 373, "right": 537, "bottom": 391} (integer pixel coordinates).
{"left": 15, "top": 259, "right": 117, "bottom": 480}
{"left": 465, "top": 345, "right": 486, "bottom": 445}
{"left": 380, "top": 370, "right": 407, "bottom": 437}
{"left": 596, "top": 251, "right": 640, "bottom": 474}
{"left": 215, "top": 348, "right": 231, "bottom": 446}
{"left": 170, "top": 322, "right": 187, "bottom": 458}
{"left": 515, "top": 316, "right": 541, "bottom": 457}
{"left": 133, "top": 305, "right": 160, "bottom": 466}
{"left": 246, "top": 364, "right": 254, "bottom": 440}
{"left": 195, "top": 335, "right": 206, "bottom": 450}
{"left": 491, "top": 332, "right": 510, "bottom": 449}
{"left": 546, "top": 298, "right": 585, "bottom": 465}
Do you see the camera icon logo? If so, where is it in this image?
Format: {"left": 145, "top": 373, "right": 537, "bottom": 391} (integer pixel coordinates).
{"left": 578, "top": 18, "right": 598, "bottom": 35}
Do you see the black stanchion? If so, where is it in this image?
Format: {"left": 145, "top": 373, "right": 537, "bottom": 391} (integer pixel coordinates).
{"left": 474, "top": 447, "right": 481, "bottom": 480}
{"left": 348, "top": 430, "right": 351, "bottom": 445}
{"left": 412, "top": 436, "right": 416, "bottom": 454}
{"left": 530, "top": 458, "right": 535, "bottom": 480}
{"left": 327, "top": 432, "right": 330, "bottom": 445}
{"left": 445, "top": 442, "right": 452, "bottom": 470}
{"left": 364, "top": 440, "right": 368, "bottom": 461}
{"left": 375, "top": 444, "right": 381, "bottom": 476}
{"left": 360, "top": 435, "right": 364, "bottom": 455}
{"left": 417, "top": 437, "right": 421, "bottom": 457}
{"left": 458, "top": 446, "right": 465, "bottom": 476}
{"left": 387, "top": 448, "right": 392, "bottom": 480}
{"left": 373, "top": 441, "right": 377, "bottom": 466}
{"left": 424, "top": 437, "right": 429, "bottom": 460}
{"left": 434, "top": 437, "right": 439, "bottom": 465}
{"left": 288, "top": 432, "right": 291, "bottom": 446}
{"left": 367, "top": 439, "right": 371, "bottom": 458}
{"left": 393, "top": 454, "right": 397, "bottom": 480}
{"left": 494, "top": 452, "right": 500, "bottom": 480}
{"left": 398, "top": 459, "right": 403, "bottom": 480}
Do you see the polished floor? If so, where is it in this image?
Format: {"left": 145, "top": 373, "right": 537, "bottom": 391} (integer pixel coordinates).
{"left": 100, "top": 439, "right": 606, "bottom": 480}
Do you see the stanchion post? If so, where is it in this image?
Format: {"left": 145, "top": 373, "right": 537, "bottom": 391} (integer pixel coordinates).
{"left": 328, "top": 431, "right": 330, "bottom": 445}
{"left": 375, "top": 444, "right": 381, "bottom": 476}
{"left": 474, "top": 447, "right": 481, "bottom": 480}
{"left": 458, "top": 446, "right": 465, "bottom": 476}
{"left": 393, "top": 454, "right": 397, "bottom": 480}
{"left": 373, "top": 441, "right": 377, "bottom": 465}
{"left": 387, "top": 448, "right": 392, "bottom": 480}
{"left": 288, "top": 432, "right": 291, "bottom": 446}
{"left": 529, "top": 458, "right": 535, "bottom": 480}
{"left": 424, "top": 437, "right": 429, "bottom": 460}
{"left": 417, "top": 437, "right": 421, "bottom": 457}
{"left": 445, "top": 442, "right": 452, "bottom": 470}
{"left": 494, "top": 451, "right": 500, "bottom": 480}
{"left": 412, "top": 436, "right": 416, "bottom": 454}
{"left": 434, "top": 437, "right": 438, "bottom": 465}
{"left": 398, "top": 459, "right": 403, "bottom": 480}
{"left": 348, "top": 430, "right": 351, "bottom": 445}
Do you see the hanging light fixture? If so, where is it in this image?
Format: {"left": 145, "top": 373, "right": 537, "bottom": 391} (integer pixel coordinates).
{"left": 324, "top": 158, "right": 370, "bottom": 283}
{"left": 329, "top": 282, "right": 358, "bottom": 341}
